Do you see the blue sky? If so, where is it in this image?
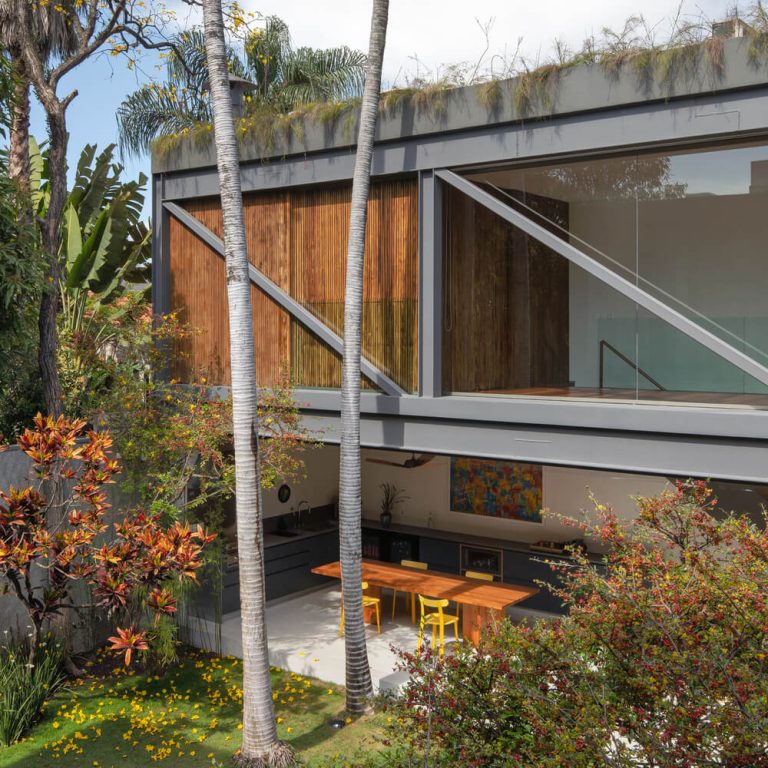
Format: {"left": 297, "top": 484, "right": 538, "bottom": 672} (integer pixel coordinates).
{"left": 28, "top": 0, "right": 727, "bottom": 217}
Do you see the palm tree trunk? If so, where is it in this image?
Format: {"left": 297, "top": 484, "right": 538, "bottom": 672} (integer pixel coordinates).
{"left": 339, "top": 0, "right": 389, "bottom": 715}
{"left": 38, "top": 105, "right": 66, "bottom": 418}
{"left": 8, "top": 49, "right": 31, "bottom": 195}
{"left": 200, "top": 1, "right": 292, "bottom": 766}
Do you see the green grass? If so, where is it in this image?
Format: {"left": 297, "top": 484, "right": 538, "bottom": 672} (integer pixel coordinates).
{"left": 0, "top": 647, "right": 393, "bottom": 768}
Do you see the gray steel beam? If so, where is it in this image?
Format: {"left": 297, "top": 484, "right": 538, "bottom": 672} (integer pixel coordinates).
{"left": 436, "top": 169, "right": 768, "bottom": 389}
{"left": 418, "top": 170, "right": 442, "bottom": 397}
{"left": 301, "top": 411, "right": 768, "bottom": 484}
{"left": 159, "top": 90, "right": 768, "bottom": 200}
{"left": 163, "top": 201, "right": 405, "bottom": 397}
{"left": 292, "top": 388, "right": 768, "bottom": 442}
{"left": 151, "top": 173, "right": 171, "bottom": 379}
{"left": 151, "top": 174, "right": 170, "bottom": 316}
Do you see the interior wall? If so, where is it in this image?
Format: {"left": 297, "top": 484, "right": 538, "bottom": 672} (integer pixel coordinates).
{"left": 266, "top": 446, "right": 766, "bottom": 549}
{"left": 262, "top": 444, "right": 341, "bottom": 519}
{"left": 359, "top": 448, "right": 669, "bottom": 551}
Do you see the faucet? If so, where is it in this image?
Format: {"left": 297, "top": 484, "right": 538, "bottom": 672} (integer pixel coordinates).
{"left": 294, "top": 500, "right": 310, "bottom": 529}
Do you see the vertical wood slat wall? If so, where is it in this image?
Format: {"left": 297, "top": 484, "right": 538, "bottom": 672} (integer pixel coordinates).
{"left": 442, "top": 185, "right": 569, "bottom": 393}
{"left": 168, "top": 178, "right": 419, "bottom": 391}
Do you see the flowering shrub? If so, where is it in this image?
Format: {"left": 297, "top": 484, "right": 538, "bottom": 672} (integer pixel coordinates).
{"left": 0, "top": 414, "right": 215, "bottom": 667}
{"left": 90, "top": 310, "right": 313, "bottom": 516}
{"left": 56, "top": 305, "right": 314, "bottom": 666}
{"left": 394, "top": 481, "right": 768, "bottom": 767}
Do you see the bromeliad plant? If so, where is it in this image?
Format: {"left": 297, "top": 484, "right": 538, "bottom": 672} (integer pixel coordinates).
{"left": 0, "top": 414, "right": 215, "bottom": 668}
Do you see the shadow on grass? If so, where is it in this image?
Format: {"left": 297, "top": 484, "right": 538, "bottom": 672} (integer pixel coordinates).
{"left": 0, "top": 648, "right": 390, "bottom": 768}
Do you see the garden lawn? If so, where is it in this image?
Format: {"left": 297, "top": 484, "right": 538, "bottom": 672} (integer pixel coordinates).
{"left": 0, "top": 647, "right": 391, "bottom": 768}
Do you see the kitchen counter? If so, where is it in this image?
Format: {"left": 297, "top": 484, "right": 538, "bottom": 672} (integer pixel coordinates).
{"left": 360, "top": 519, "right": 601, "bottom": 562}
{"left": 263, "top": 523, "right": 338, "bottom": 549}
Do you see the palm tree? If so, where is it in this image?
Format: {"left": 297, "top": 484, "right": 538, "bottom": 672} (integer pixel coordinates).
{"left": 117, "top": 17, "right": 365, "bottom": 158}
{"left": 339, "top": 0, "right": 389, "bottom": 715}
{"left": 200, "top": 0, "right": 292, "bottom": 765}
{"left": 0, "top": 0, "right": 77, "bottom": 190}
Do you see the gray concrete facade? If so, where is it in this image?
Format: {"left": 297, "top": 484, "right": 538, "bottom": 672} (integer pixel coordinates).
{"left": 152, "top": 34, "right": 768, "bottom": 482}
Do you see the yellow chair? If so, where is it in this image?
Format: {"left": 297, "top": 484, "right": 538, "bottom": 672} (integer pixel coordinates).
{"left": 457, "top": 570, "right": 494, "bottom": 621}
{"left": 417, "top": 595, "right": 459, "bottom": 659}
{"left": 339, "top": 581, "right": 381, "bottom": 636}
{"left": 465, "top": 570, "right": 495, "bottom": 582}
{"left": 391, "top": 560, "right": 428, "bottom": 623}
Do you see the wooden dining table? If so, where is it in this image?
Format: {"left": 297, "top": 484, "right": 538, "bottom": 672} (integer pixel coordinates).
{"left": 311, "top": 559, "right": 538, "bottom": 645}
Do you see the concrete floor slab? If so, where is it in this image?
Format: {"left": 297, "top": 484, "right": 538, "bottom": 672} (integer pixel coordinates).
{"left": 185, "top": 584, "right": 550, "bottom": 690}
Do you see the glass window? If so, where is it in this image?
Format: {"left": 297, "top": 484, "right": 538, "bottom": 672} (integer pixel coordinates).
{"left": 447, "top": 141, "right": 768, "bottom": 406}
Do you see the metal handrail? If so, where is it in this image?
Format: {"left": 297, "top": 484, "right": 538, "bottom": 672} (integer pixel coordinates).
{"left": 598, "top": 339, "right": 665, "bottom": 391}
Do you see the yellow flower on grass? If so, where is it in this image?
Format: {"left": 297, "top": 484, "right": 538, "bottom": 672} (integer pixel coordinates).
{"left": 52, "top": 722, "right": 60, "bottom": 729}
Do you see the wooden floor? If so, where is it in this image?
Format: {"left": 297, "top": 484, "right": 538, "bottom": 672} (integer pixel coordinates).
{"left": 478, "top": 387, "right": 768, "bottom": 408}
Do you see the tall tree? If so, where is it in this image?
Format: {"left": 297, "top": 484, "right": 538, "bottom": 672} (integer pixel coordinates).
{"left": 338, "top": 0, "right": 389, "bottom": 715}
{"left": 200, "top": 1, "right": 291, "bottom": 765}
{"left": 116, "top": 19, "right": 365, "bottom": 158}
{"left": 0, "top": 1, "right": 76, "bottom": 191}
{"left": 0, "top": 0, "right": 175, "bottom": 416}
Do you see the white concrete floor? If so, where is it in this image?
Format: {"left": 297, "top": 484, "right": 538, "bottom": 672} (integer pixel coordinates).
{"left": 186, "top": 584, "right": 550, "bottom": 691}
{"left": 188, "top": 584, "right": 437, "bottom": 691}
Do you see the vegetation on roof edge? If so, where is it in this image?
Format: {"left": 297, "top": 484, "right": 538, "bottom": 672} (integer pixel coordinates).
{"left": 152, "top": 6, "right": 768, "bottom": 163}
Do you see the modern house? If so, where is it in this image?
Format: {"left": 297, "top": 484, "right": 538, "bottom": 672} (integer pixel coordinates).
{"left": 152, "top": 32, "right": 768, "bottom": 621}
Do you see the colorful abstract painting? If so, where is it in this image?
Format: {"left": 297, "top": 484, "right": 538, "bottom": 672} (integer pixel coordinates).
{"left": 450, "top": 458, "right": 542, "bottom": 522}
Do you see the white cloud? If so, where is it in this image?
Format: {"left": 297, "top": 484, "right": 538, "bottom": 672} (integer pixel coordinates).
{"left": 243, "top": 0, "right": 730, "bottom": 85}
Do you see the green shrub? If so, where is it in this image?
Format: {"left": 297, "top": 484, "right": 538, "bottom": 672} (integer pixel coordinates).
{"left": 393, "top": 481, "right": 768, "bottom": 767}
{"left": 0, "top": 635, "right": 65, "bottom": 746}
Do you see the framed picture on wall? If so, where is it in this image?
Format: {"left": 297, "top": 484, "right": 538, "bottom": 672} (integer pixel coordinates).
{"left": 450, "top": 457, "right": 543, "bottom": 522}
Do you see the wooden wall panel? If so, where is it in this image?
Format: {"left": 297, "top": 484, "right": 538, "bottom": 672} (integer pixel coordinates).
{"left": 169, "top": 214, "right": 231, "bottom": 382}
{"left": 442, "top": 186, "right": 569, "bottom": 393}
{"left": 290, "top": 179, "right": 418, "bottom": 391}
{"left": 442, "top": 188, "right": 513, "bottom": 392}
{"left": 169, "top": 179, "right": 418, "bottom": 391}
{"left": 170, "top": 195, "right": 291, "bottom": 386}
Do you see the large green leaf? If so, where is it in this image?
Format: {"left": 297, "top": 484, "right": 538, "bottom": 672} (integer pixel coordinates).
{"left": 65, "top": 208, "right": 108, "bottom": 290}
{"left": 61, "top": 204, "right": 83, "bottom": 274}
{"left": 28, "top": 137, "right": 49, "bottom": 217}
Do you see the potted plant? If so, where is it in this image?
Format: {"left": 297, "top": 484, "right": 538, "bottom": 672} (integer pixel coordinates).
{"left": 379, "top": 482, "right": 408, "bottom": 528}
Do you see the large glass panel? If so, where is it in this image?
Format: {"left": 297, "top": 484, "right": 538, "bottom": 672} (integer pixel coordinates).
{"left": 442, "top": 185, "right": 641, "bottom": 399}
{"left": 636, "top": 307, "right": 768, "bottom": 405}
{"left": 455, "top": 141, "right": 768, "bottom": 406}
{"left": 637, "top": 144, "right": 768, "bottom": 372}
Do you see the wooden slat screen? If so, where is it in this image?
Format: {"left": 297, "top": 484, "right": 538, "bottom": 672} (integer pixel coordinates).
{"left": 442, "top": 185, "right": 569, "bottom": 393}
{"left": 168, "top": 178, "right": 418, "bottom": 391}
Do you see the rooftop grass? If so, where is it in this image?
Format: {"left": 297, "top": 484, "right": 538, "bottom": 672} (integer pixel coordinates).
{"left": 0, "top": 646, "right": 393, "bottom": 768}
